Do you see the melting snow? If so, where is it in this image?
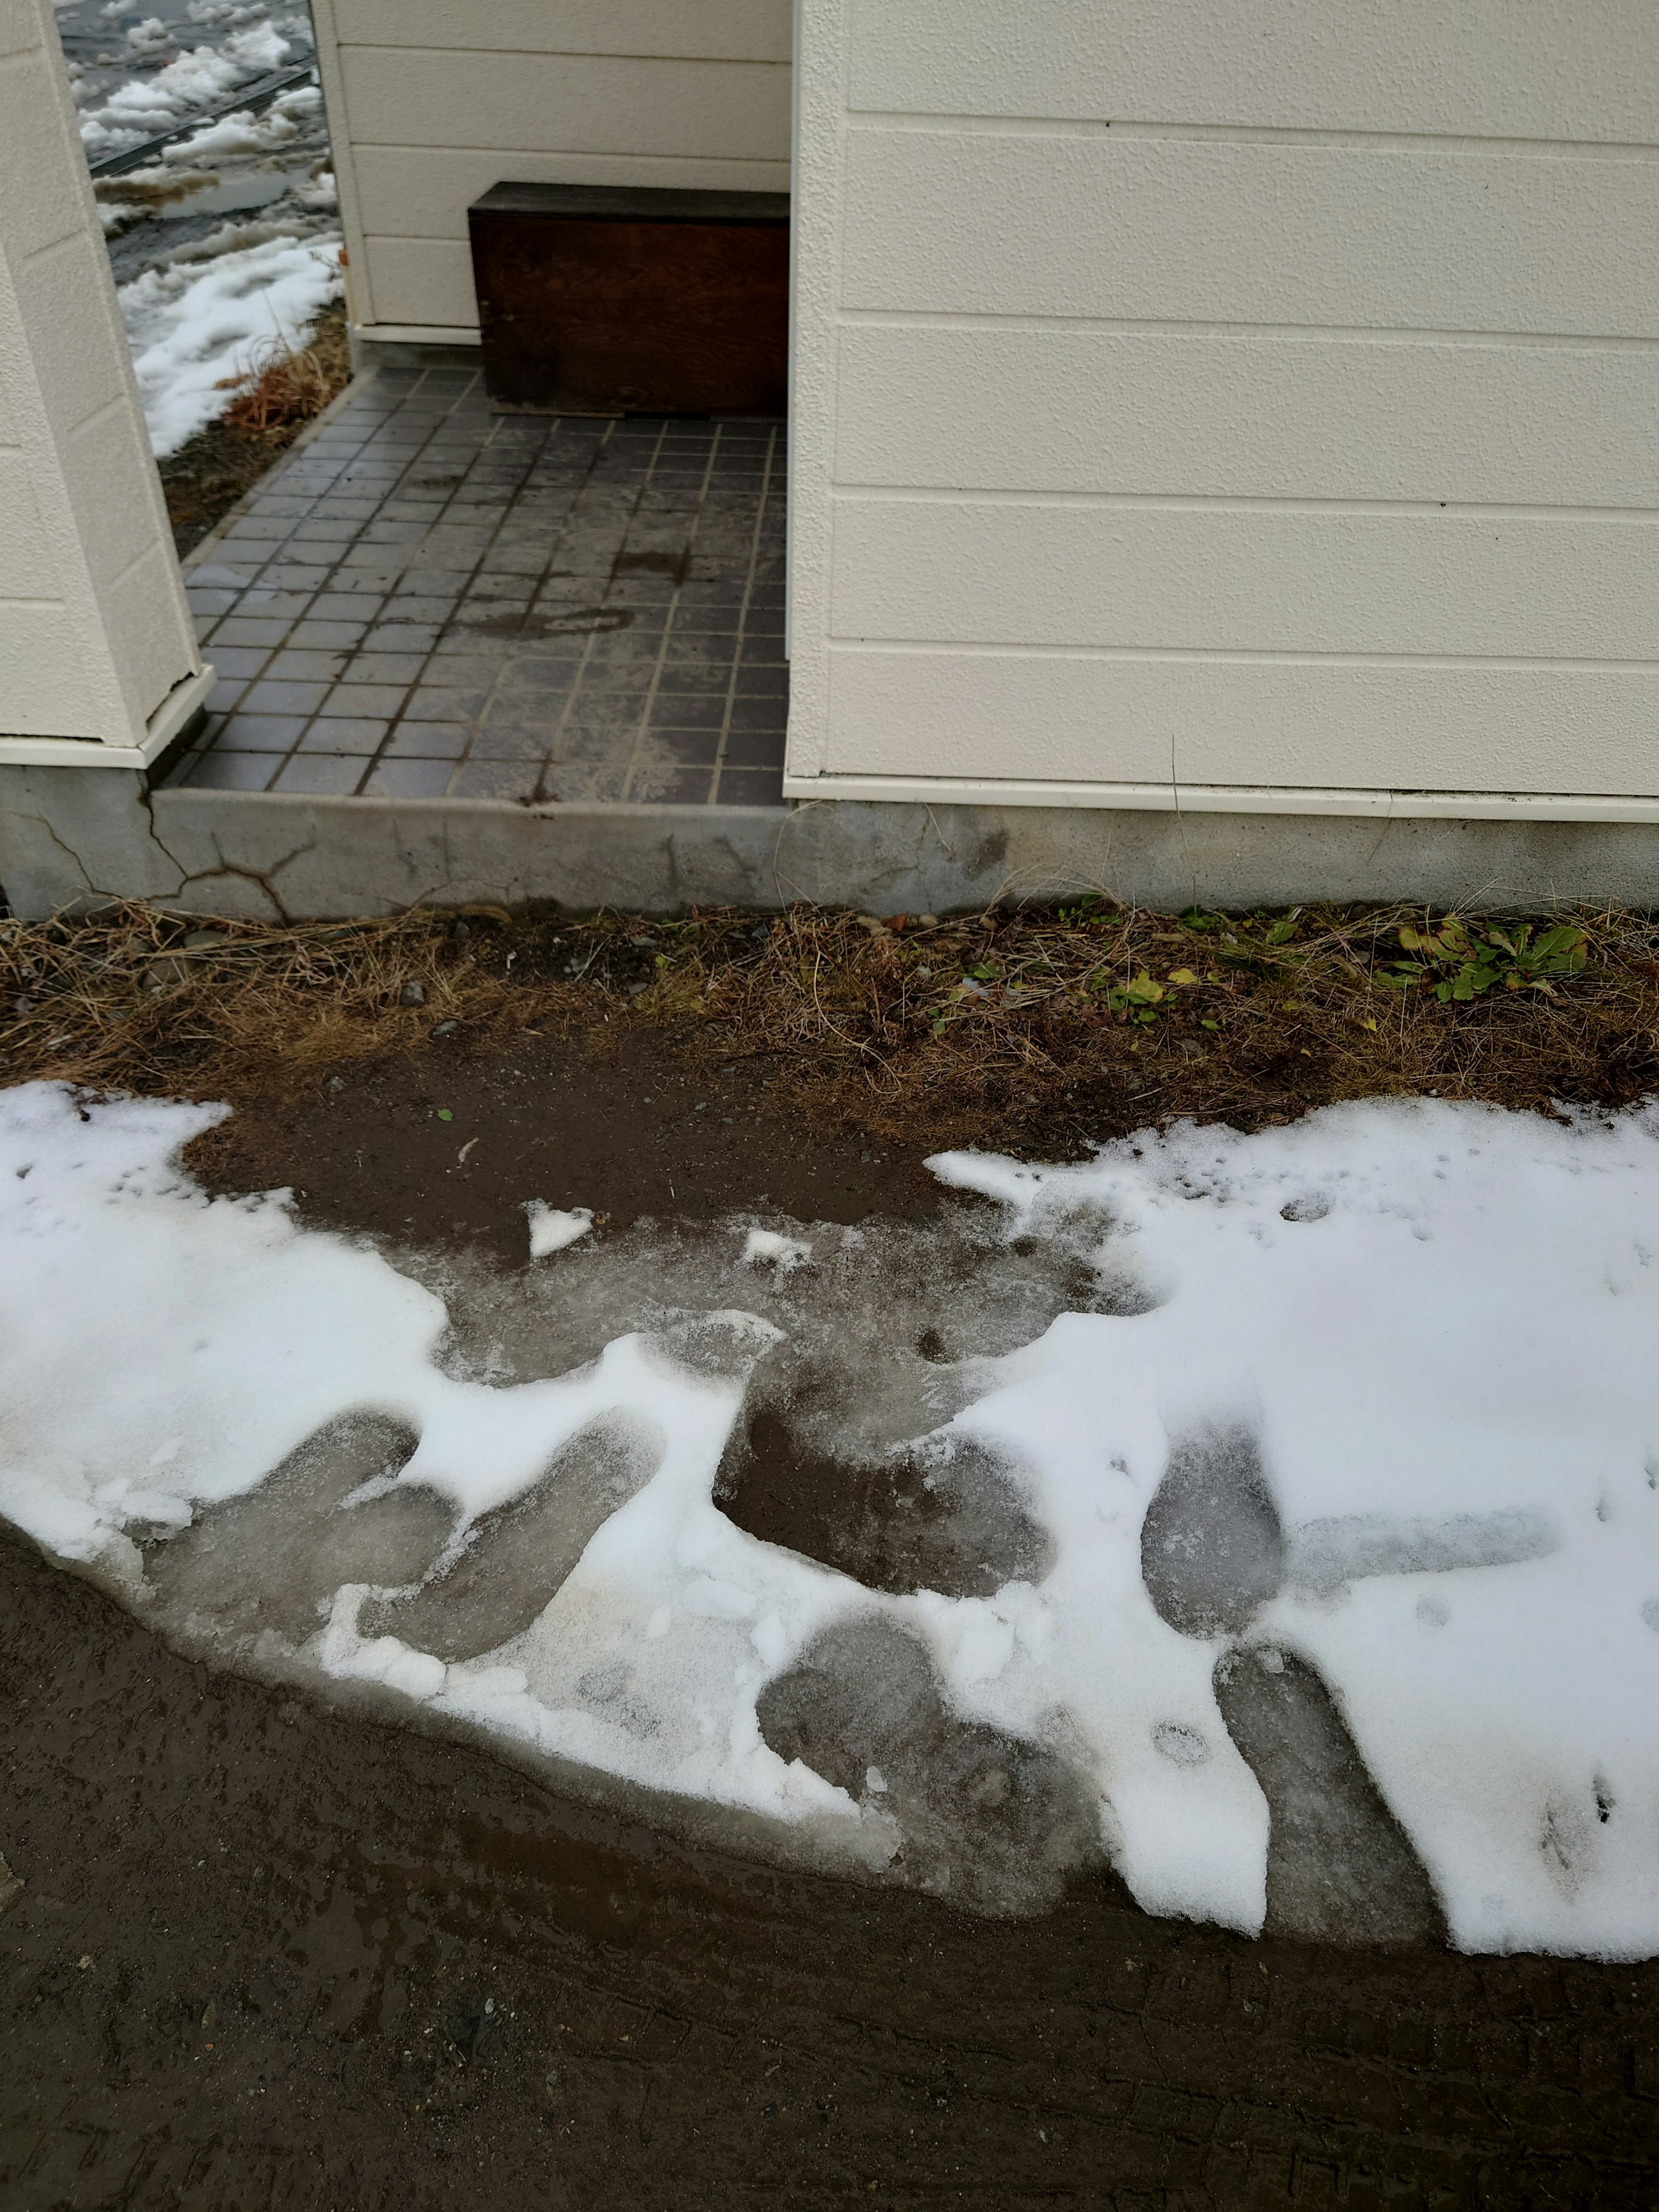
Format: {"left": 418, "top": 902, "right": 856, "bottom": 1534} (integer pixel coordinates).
{"left": 4, "top": 1082, "right": 1659, "bottom": 1955}
{"left": 119, "top": 228, "right": 343, "bottom": 454}
{"left": 525, "top": 1203, "right": 594, "bottom": 1259}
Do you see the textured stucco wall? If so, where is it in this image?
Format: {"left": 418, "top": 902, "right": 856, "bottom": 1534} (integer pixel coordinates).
{"left": 310, "top": 0, "right": 794, "bottom": 340}
{"left": 784, "top": 0, "right": 1659, "bottom": 818}
{"left": 0, "top": 0, "right": 201, "bottom": 749}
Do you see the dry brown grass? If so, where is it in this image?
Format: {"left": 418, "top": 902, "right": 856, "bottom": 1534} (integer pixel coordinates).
{"left": 160, "top": 305, "right": 350, "bottom": 557}
{"left": 217, "top": 313, "right": 352, "bottom": 436}
{"left": 4, "top": 899, "right": 1659, "bottom": 1153}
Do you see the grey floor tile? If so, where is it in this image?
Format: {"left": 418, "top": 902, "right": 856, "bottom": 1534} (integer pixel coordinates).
{"left": 219, "top": 536, "right": 287, "bottom": 564}
{"left": 187, "top": 561, "right": 258, "bottom": 590}
{"left": 631, "top": 764, "right": 716, "bottom": 804}
{"left": 728, "top": 696, "right": 789, "bottom": 731}
{"left": 716, "top": 768, "right": 786, "bottom": 807}
{"left": 273, "top": 753, "right": 367, "bottom": 795}
{"left": 650, "top": 728, "right": 723, "bottom": 764}
{"left": 211, "top": 617, "right": 294, "bottom": 648}
{"left": 468, "top": 724, "right": 555, "bottom": 762}
{"left": 263, "top": 648, "right": 347, "bottom": 682}
{"left": 649, "top": 695, "right": 725, "bottom": 730}
{"left": 420, "top": 658, "right": 497, "bottom": 690}
{"left": 362, "top": 759, "right": 454, "bottom": 798}
{"left": 561, "top": 695, "right": 650, "bottom": 737}
{"left": 363, "top": 623, "right": 441, "bottom": 655}
{"left": 324, "top": 682, "right": 411, "bottom": 718}
{"left": 655, "top": 665, "right": 731, "bottom": 696}
{"left": 240, "top": 679, "right": 331, "bottom": 715}
{"left": 499, "top": 655, "right": 583, "bottom": 693}
{"left": 217, "top": 714, "right": 309, "bottom": 751}
{"left": 178, "top": 389, "right": 788, "bottom": 814}
{"left": 381, "top": 596, "right": 455, "bottom": 624}
{"left": 402, "top": 686, "right": 487, "bottom": 721}
{"left": 259, "top": 564, "right": 335, "bottom": 593}
{"left": 307, "top": 594, "right": 386, "bottom": 623}
{"left": 448, "top": 761, "right": 542, "bottom": 801}
{"left": 723, "top": 728, "right": 787, "bottom": 767}
{"left": 348, "top": 653, "right": 428, "bottom": 686}
{"left": 385, "top": 721, "right": 471, "bottom": 759}
{"left": 202, "top": 645, "right": 274, "bottom": 680}
{"left": 540, "top": 763, "right": 627, "bottom": 803}
{"left": 179, "top": 750, "right": 284, "bottom": 791}
{"left": 299, "top": 717, "right": 391, "bottom": 755}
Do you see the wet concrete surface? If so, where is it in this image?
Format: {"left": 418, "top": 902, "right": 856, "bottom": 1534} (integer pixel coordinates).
{"left": 6, "top": 1035, "right": 1659, "bottom": 2207}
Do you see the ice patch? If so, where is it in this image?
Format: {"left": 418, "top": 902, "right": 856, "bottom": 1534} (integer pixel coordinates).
{"left": 742, "top": 1228, "right": 813, "bottom": 1273}
{"left": 525, "top": 1203, "right": 594, "bottom": 1259}
{"left": 6, "top": 1084, "right": 1659, "bottom": 1954}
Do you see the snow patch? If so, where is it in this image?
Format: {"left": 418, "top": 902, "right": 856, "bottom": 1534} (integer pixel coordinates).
{"left": 525, "top": 1203, "right": 593, "bottom": 1259}
{"left": 6, "top": 1085, "right": 1659, "bottom": 1954}
{"left": 119, "top": 228, "right": 342, "bottom": 454}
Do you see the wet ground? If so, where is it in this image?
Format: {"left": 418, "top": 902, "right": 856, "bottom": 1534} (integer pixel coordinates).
{"left": 5, "top": 1033, "right": 1659, "bottom": 2209}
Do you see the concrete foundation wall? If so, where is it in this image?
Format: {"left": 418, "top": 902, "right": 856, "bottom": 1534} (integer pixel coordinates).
{"left": 0, "top": 0, "right": 202, "bottom": 750}
{"left": 785, "top": 0, "right": 1659, "bottom": 816}
{"left": 310, "top": 0, "right": 794, "bottom": 341}
{"left": 5, "top": 772, "right": 1659, "bottom": 923}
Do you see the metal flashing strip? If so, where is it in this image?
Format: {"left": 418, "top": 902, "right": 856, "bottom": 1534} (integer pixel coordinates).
{"left": 0, "top": 667, "right": 216, "bottom": 771}
{"left": 781, "top": 770, "right": 1659, "bottom": 824}
{"left": 349, "top": 323, "right": 482, "bottom": 348}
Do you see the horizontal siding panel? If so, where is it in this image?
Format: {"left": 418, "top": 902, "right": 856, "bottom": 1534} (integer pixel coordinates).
{"left": 842, "top": 132, "right": 1659, "bottom": 338}
{"left": 340, "top": 48, "right": 790, "bottom": 161}
{"left": 846, "top": 0, "right": 1659, "bottom": 143}
{"left": 830, "top": 502, "right": 1659, "bottom": 660}
{"left": 3, "top": 49, "right": 88, "bottom": 261}
{"left": 823, "top": 650, "right": 1659, "bottom": 797}
{"left": 354, "top": 146, "right": 791, "bottom": 242}
{"left": 335, "top": 0, "right": 791, "bottom": 62}
{"left": 0, "top": 602, "right": 99, "bottom": 734}
{"left": 835, "top": 328, "right": 1659, "bottom": 507}
{"left": 359, "top": 237, "right": 481, "bottom": 330}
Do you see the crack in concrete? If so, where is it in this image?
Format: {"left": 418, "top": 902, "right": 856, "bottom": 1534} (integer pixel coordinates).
{"left": 13, "top": 813, "right": 98, "bottom": 907}
{"left": 170, "top": 831, "right": 321, "bottom": 927}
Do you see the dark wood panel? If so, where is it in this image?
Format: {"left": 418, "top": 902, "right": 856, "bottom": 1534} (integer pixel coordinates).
{"left": 469, "top": 184, "right": 790, "bottom": 416}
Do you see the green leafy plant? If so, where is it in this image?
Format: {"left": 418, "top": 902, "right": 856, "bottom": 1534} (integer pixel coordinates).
{"left": 1375, "top": 916, "right": 1590, "bottom": 1001}
{"left": 1101, "top": 969, "right": 1172, "bottom": 1023}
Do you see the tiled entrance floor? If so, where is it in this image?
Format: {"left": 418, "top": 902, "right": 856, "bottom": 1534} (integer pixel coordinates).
{"left": 167, "top": 365, "right": 788, "bottom": 805}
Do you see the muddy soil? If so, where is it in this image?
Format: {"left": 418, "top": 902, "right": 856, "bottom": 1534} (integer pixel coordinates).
{"left": 5, "top": 1032, "right": 1659, "bottom": 2209}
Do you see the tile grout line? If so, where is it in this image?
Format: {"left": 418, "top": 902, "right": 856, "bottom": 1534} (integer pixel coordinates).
{"left": 259, "top": 362, "right": 465, "bottom": 791}
{"left": 618, "top": 423, "right": 725, "bottom": 803}
{"left": 528, "top": 416, "right": 672, "bottom": 807}
{"left": 454, "top": 414, "right": 623, "bottom": 798}
{"left": 352, "top": 369, "right": 534, "bottom": 795}
{"left": 185, "top": 372, "right": 410, "bottom": 779}
{"left": 709, "top": 424, "right": 779, "bottom": 805}
{"left": 352, "top": 376, "right": 561, "bottom": 796}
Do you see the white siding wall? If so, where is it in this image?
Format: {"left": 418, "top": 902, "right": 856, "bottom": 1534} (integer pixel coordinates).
{"left": 786, "top": 0, "right": 1659, "bottom": 813}
{"left": 0, "top": 0, "right": 202, "bottom": 751}
{"left": 311, "top": 0, "right": 794, "bottom": 339}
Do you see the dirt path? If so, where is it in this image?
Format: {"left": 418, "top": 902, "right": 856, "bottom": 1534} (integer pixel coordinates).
{"left": 4, "top": 1034, "right": 1659, "bottom": 2209}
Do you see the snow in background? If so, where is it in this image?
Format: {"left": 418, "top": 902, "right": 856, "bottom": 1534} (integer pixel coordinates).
{"left": 54, "top": 0, "right": 341, "bottom": 451}
{"left": 123, "top": 226, "right": 342, "bottom": 455}
{"left": 4, "top": 1082, "right": 1659, "bottom": 1957}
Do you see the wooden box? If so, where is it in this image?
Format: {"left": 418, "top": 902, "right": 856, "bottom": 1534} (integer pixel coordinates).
{"left": 467, "top": 182, "right": 790, "bottom": 416}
